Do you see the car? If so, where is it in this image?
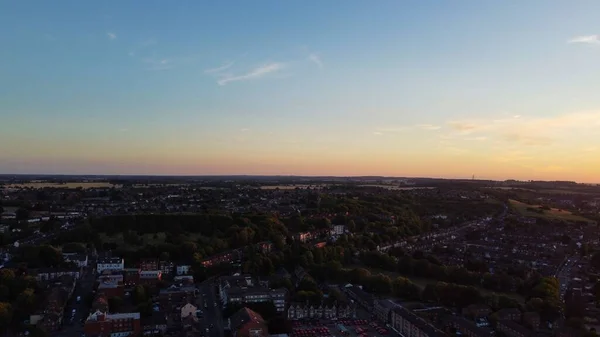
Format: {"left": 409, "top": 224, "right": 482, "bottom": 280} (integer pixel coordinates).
{"left": 77, "top": 296, "right": 81, "bottom": 302}
{"left": 72, "top": 309, "right": 76, "bottom": 313}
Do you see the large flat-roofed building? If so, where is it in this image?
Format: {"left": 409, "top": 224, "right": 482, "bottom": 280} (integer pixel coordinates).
{"left": 219, "top": 275, "right": 288, "bottom": 313}
{"left": 97, "top": 257, "right": 124, "bottom": 274}
{"left": 84, "top": 310, "right": 141, "bottom": 337}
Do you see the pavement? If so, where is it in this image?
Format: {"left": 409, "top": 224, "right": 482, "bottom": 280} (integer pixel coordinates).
{"left": 199, "top": 281, "right": 225, "bottom": 337}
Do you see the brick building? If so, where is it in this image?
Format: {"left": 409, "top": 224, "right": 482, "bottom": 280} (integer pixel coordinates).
{"left": 84, "top": 310, "right": 141, "bottom": 337}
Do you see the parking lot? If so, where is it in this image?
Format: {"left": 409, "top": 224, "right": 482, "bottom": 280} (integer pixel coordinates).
{"left": 291, "top": 319, "right": 391, "bottom": 337}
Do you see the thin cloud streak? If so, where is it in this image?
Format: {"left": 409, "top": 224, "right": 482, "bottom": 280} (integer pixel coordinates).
{"left": 217, "top": 62, "right": 285, "bottom": 86}
{"left": 568, "top": 35, "right": 599, "bottom": 45}
{"left": 205, "top": 62, "right": 234, "bottom": 74}
{"left": 308, "top": 53, "right": 323, "bottom": 68}
{"left": 107, "top": 32, "right": 117, "bottom": 40}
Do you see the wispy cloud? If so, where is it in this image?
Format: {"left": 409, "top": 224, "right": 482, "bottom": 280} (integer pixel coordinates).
{"left": 217, "top": 62, "right": 285, "bottom": 86}
{"left": 308, "top": 53, "right": 323, "bottom": 68}
{"left": 568, "top": 35, "right": 600, "bottom": 45}
{"left": 373, "top": 132, "right": 383, "bottom": 136}
{"left": 107, "top": 32, "right": 117, "bottom": 40}
{"left": 143, "top": 58, "right": 173, "bottom": 71}
{"left": 444, "top": 111, "right": 600, "bottom": 147}
{"left": 240, "top": 128, "right": 250, "bottom": 132}
{"left": 376, "top": 124, "right": 441, "bottom": 133}
{"left": 417, "top": 124, "right": 441, "bottom": 131}
{"left": 205, "top": 62, "right": 234, "bottom": 74}
{"left": 141, "top": 55, "right": 197, "bottom": 71}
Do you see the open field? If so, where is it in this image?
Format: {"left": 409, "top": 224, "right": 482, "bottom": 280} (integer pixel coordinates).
{"left": 259, "top": 184, "right": 328, "bottom": 190}
{"left": 99, "top": 231, "right": 205, "bottom": 248}
{"left": 359, "top": 185, "right": 436, "bottom": 190}
{"left": 5, "top": 182, "right": 119, "bottom": 189}
{"left": 351, "top": 265, "right": 524, "bottom": 302}
{"left": 509, "top": 199, "right": 593, "bottom": 223}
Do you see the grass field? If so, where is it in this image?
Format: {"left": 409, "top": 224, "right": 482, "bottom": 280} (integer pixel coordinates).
{"left": 509, "top": 199, "right": 592, "bottom": 223}
{"left": 359, "top": 185, "right": 436, "bottom": 190}
{"left": 353, "top": 265, "right": 524, "bottom": 302}
{"left": 99, "top": 232, "right": 167, "bottom": 247}
{"left": 99, "top": 231, "right": 206, "bottom": 248}
{"left": 6, "top": 182, "right": 119, "bottom": 189}
{"left": 260, "top": 184, "right": 327, "bottom": 190}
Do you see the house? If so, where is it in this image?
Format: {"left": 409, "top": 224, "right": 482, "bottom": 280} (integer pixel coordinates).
{"left": 174, "top": 275, "right": 194, "bottom": 285}
{"left": 158, "top": 285, "right": 198, "bottom": 312}
{"left": 159, "top": 260, "right": 174, "bottom": 276}
{"left": 38, "top": 285, "right": 70, "bottom": 332}
{"left": 226, "top": 307, "right": 268, "bottom": 337}
{"left": 495, "top": 308, "right": 522, "bottom": 322}
{"left": 138, "top": 270, "right": 162, "bottom": 286}
{"left": 141, "top": 312, "right": 167, "bottom": 336}
{"left": 35, "top": 268, "right": 80, "bottom": 281}
{"left": 343, "top": 285, "right": 375, "bottom": 311}
{"left": 332, "top": 224, "right": 346, "bottom": 235}
{"left": 63, "top": 253, "right": 88, "bottom": 267}
{"left": 139, "top": 258, "right": 159, "bottom": 271}
{"left": 84, "top": 310, "right": 141, "bottom": 337}
{"left": 97, "top": 274, "right": 124, "bottom": 299}
{"left": 219, "top": 275, "right": 288, "bottom": 312}
{"left": 181, "top": 303, "right": 198, "bottom": 321}
{"left": 287, "top": 302, "right": 356, "bottom": 320}
{"left": 496, "top": 320, "right": 532, "bottom": 337}
{"left": 443, "top": 316, "right": 492, "bottom": 337}
{"left": 390, "top": 307, "right": 447, "bottom": 337}
{"left": 374, "top": 300, "right": 397, "bottom": 323}
{"left": 200, "top": 249, "right": 243, "bottom": 267}
{"left": 462, "top": 304, "right": 492, "bottom": 318}
{"left": 176, "top": 265, "right": 191, "bottom": 276}
{"left": 96, "top": 257, "right": 124, "bottom": 274}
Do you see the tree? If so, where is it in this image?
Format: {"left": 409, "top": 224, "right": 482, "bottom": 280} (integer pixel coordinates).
{"left": 133, "top": 285, "right": 147, "bottom": 304}
{"left": 15, "top": 208, "right": 30, "bottom": 221}
{"left": 108, "top": 296, "right": 124, "bottom": 312}
{"left": 159, "top": 251, "right": 170, "bottom": 261}
{"left": 62, "top": 242, "right": 87, "bottom": 254}
{"left": 0, "top": 302, "right": 13, "bottom": 329}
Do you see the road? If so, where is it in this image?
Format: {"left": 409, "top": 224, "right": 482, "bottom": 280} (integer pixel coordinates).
{"left": 54, "top": 255, "right": 97, "bottom": 337}
{"left": 199, "top": 281, "right": 224, "bottom": 337}
{"left": 556, "top": 256, "right": 577, "bottom": 300}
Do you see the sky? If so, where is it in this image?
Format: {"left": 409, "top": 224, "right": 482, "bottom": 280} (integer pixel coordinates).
{"left": 1, "top": 1, "right": 600, "bottom": 182}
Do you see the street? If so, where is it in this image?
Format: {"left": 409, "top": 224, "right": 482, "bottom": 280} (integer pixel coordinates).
{"left": 199, "top": 281, "right": 224, "bottom": 337}
{"left": 54, "top": 255, "right": 97, "bottom": 337}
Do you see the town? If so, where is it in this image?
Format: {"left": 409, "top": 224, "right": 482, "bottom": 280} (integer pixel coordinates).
{"left": 1, "top": 176, "right": 600, "bottom": 337}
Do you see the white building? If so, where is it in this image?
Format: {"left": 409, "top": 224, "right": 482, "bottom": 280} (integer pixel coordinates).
{"left": 332, "top": 225, "right": 346, "bottom": 236}
{"left": 176, "top": 265, "right": 191, "bottom": 276}
{"left": 63, "top": 253, "right": 88, "bottom": 267}
{"left": 97, "top": 257, "right": 124, "bottom": 274}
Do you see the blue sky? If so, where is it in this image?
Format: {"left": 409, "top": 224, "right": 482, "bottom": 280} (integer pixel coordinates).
{"left": 1, "top": 1, "right": 600, "bottom": 181}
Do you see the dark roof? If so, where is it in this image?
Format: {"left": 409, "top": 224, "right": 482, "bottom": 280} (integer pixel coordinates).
{"left": 445, "top": 316, "right": 491, "bottom": 337}
{"left": 498, "top": 320, "right": 532, "bottom": 336}
{"left": 393, "top": 307, "right": 447, "bottom": 337}
{"left": 346, "top": 286, "right": 375, "bottom": 304}
{"left": 496, "top": 308, "right": 521, "bottom": 317}
{"left": 229, "top": 307, "right": 264, "bottom": 330}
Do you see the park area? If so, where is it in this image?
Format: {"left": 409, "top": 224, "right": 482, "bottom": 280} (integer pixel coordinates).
{"left": 509, "top": 199, "right": 593, "bottom": 223}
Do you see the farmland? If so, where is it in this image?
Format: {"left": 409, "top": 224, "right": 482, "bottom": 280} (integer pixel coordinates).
{"left": 4, "top": 182, "right": 119, "bottom": 189}
{"left": 509, "top": 199, "right": 593, "bottom": 223}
